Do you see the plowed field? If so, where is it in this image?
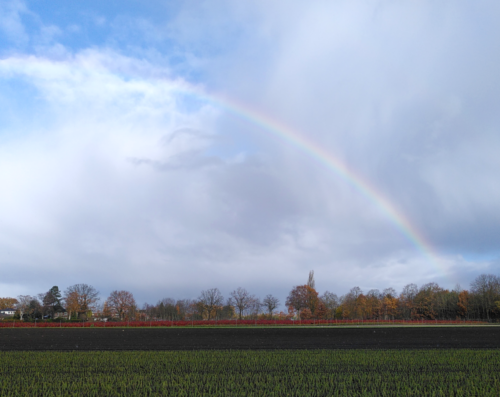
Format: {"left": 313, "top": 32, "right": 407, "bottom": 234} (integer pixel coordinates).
{"left": 1, "top": 326, "right": 499, "bottom": 350}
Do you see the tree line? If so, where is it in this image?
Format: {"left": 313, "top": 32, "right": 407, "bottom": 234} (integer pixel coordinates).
{"left": 286, "top": 272, "right": 500, "bottom": 321}
{"left": 1, "top": 272, "right": 500, "bottom": 321}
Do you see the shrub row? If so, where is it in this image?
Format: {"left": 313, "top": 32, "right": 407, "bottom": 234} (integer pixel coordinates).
{"left": 0, "top": 318, "right": 488, "bottom": 328}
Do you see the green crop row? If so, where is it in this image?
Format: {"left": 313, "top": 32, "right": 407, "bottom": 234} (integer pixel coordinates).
{"left": 1, "top": 350, "right": 499, "bottom": 396}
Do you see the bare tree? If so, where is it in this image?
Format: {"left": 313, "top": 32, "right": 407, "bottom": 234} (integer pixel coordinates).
{"left": 174, "top": 299, "right": 190, "bottom": 320}
{"left": 230, "top": 287, "right": 256, "bottom": 320}
{"left": 220, "top": 298, "right": 236, "bottom": 320}
{"left": 400, "top": 284, "right": 418, "bottom": 319}
{"left": 64, "top": 284, "right": 100, "bottom": 319}
{"left": 249, "top": 297, "right": 262, "bottom": 319}
{"left": 182, "top": 299, "right": 198, "bottom": 321}
{"left": 320, "top": 291, "right": 339, "bottom": 318}
{"left": 16, "top": 295, "right": 32, "bottom": 320}
{"left": 263, "top": 294, "right": 280, "bottom": 318}
{"left": 198, "top": 288, "right": 224, "bottom": 320}
{"left": 156, "top": 298, "right": 176, "bottom": 320}
{"left": 470, "top": 274, "right": 500, "bottom": 320}
{"left": 142, "top": 303, "right": 155, "bottom": 320}
{"left": 92, "top": 302, "right": 105, "bottom": 320}
{"left": 382, "top": 288, "right": 397, "bottom": 298}
{"left": 106, "top": 290, "right": 137, "bottom": 320}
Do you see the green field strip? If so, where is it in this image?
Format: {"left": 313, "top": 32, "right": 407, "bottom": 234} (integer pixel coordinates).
{"left": 1, "top": 350, "right": 499, "bottom": 396}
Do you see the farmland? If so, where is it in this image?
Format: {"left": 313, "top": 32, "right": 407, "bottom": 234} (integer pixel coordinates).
{"left": 2, "top": 327, "right": 500, "bottom": 395}
{"left": 1, "top": 326, "right": 499, "bottom": 350}
{"left": 1, "top": 349, "right": 500, "bottom": 396}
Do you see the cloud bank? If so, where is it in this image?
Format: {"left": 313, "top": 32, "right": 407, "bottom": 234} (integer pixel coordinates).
{"left": 1, "top": 1, "right": 499, "bottom": 305}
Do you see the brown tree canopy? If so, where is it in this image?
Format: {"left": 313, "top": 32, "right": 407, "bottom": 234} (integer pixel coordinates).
{"left": 106, "top": 290, "right": 137, "bottom": 320}
{"left": 0, "top": 297, "right": 18, "bottom": 310}
{"left": 286, "top": 285, "right": 318, "bottom": 319}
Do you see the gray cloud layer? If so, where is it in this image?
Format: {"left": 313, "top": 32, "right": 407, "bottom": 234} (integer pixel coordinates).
{"left": 1, "top": 1, "right": 499, "bottom": 305}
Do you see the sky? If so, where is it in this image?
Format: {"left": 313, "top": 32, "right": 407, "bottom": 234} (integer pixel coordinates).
{"left": 1, "top": 0, "right": 499, "bottom": 307}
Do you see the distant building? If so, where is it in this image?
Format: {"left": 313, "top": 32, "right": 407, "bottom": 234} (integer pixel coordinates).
{"left": 0, "top": 308, "right": 16, "bottom": 316}
{"left": 53, "top": 311, "right": 68, "bottom": 319}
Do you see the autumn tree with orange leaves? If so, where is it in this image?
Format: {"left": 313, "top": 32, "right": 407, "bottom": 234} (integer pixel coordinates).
{"left": 64, "top": 291, "right": 80, "bottom": 320}
{"left": 457, "top": 290, "right": 469, "bottom": 318}
{"left": 0, "top": 297, "right": 18, "bottom": 310}
{"left": 286, "top": 285, "right": 319, "bottom": 319}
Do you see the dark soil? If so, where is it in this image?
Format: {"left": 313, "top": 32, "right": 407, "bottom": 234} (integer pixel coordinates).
{"left": 1, "top": 327, "right": 499, "bottom": 351}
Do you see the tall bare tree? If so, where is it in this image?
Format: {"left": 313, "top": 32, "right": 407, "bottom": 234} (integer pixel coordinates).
{"left": 106, "top": 290, "right": 137, "bottom": 320}
{"left": 249, "top": 297, "right": 262, "bottom": 319}
{"left": 180, "top": 299, "right": 197, "bottom": 321}
{"left": 263, "top": 294, "right": 280, "bottom": 318}
{"left": 198, "top": 288, "right": 224, "bottom": 320}
{"left": 230, "top": 287, "right": 256, "bottom": 320}
{"left": 15, "top": 295, "right": 32, "bottom": 320}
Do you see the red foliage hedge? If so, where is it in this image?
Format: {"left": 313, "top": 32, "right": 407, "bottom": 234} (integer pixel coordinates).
{"left": 0, "top": 319, "right": 486, "bottom": 328}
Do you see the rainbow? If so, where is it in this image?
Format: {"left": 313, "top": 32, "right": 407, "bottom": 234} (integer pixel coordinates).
{"left": 172, "top": 83, "right": 446, "bottom": 277}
